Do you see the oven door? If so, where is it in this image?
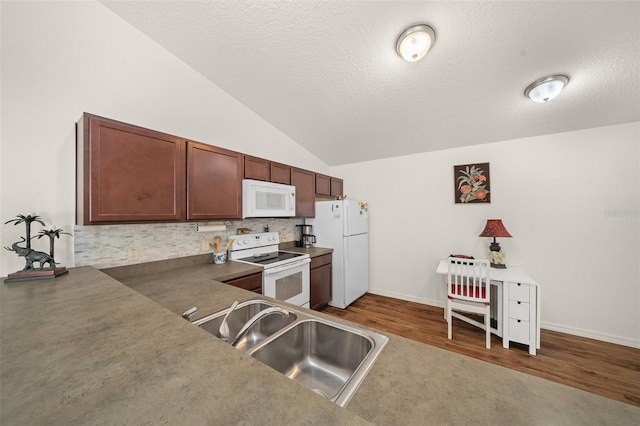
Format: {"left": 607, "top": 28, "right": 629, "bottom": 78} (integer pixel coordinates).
{"left": 263, "top": 258, "right": 311, "bottom": 308}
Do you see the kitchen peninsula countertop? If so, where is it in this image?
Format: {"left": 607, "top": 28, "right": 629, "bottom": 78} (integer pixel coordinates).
{"left": 2, "top": 262, "right": 638, "bottom": 425}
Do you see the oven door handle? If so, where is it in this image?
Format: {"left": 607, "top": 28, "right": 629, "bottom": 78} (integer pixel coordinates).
{"left": 263, "top": 258, "right": 311, "bottom": 275}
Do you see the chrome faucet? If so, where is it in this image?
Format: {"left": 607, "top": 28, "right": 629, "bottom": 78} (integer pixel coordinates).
{"left": 182, "top": 306, "right": 198, "bottom": 321}
{"left": 230, "top": 307, "right": 290, "bottom": 347}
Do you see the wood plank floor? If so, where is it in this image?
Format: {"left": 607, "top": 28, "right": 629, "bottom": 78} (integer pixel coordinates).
{"left": 321, "top": 293, "right": 640, "bottom": 407}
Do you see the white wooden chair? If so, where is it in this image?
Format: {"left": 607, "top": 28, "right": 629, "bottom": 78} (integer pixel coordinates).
{"left": 447, "top": 257, "right": 491, "bottom": 348}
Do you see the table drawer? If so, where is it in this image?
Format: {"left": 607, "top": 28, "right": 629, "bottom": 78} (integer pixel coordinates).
{"left": 509, "top": 283, "right": 530, "bottom": 302}
{"left": 509, "top": 300, "right": 530, "bottom": 320}
{"left": 509, "top": 318, "right": 530, "bottom": 343}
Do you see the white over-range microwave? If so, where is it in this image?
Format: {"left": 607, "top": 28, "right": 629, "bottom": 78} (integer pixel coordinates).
{"left": 242, "top": 179, "right": 296, "bottom": 218}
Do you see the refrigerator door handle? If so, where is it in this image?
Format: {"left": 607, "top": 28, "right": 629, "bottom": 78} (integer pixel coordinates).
{"left": 344, "top": 201, "right": 350, "bottom": 236}
{"left": 344, "top": 237, "right": 349, "bottom": 272}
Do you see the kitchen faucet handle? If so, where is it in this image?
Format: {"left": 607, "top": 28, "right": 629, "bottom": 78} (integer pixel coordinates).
{"left": 182, "top": 306, "right": 198, "bottom": 321}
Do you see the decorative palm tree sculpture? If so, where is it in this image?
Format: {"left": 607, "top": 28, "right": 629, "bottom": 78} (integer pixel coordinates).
{"left": 4, "top": 213, "right": 70, "bottom": 282}
{"left": 35, "top": 227, "right": 72, "bottom": 260}
{"left": 4, "top": 213, "right": 45, "bottom": 250}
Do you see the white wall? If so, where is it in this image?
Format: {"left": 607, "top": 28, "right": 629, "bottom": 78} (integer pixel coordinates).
{"left": 332, "top": 122, "right": 640, "bottom": 347}
{"left": 0, "top": 1, "right": 328, "bottom": 277}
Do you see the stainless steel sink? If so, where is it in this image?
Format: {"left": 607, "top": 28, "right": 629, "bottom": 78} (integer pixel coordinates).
{"left": 193, "top": 300, "right": 297, "bottom": 351}
{"left": 193, "top": 298, "right": 388, "bottom": 407}
{"left": 250, "top": 318, "right": 384, "bottom": 407}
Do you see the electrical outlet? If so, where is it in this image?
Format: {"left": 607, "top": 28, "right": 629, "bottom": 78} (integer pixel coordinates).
{"left": 127, "top": 248, "right": 139, "bottom": 261}
{"left": 201, "top": 239, "right": 210, "bottom": 251}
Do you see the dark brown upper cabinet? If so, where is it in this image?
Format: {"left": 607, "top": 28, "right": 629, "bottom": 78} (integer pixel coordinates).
{"left": 291, "top": 167, "right": 315, "bottom": 218}
{"left": 244, "top": 155, "right": 270, "bottom": 181}
{"left": 270, "top": 162, "right": 291, "bottom": 185}
{"left": 315, "top": 174, "right": 331, "bottom": 196}
{"left": 77, "top": 113, "right": 346, "bottom": 224}
{"left": 76, "top": 113, "right": 185, "bottom": 225}
{"left": 186, "top": 141, "right": 243, "bottom": 220}
{"left": 330, "top": 177, "right": 343, "bottom": 197}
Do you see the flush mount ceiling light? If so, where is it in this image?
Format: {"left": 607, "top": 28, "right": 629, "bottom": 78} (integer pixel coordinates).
{"left": 524, "top": 74, "right": 569, "bottom": 103}
{"left": 396, "top": 24, "right": 435, "bottom": 62}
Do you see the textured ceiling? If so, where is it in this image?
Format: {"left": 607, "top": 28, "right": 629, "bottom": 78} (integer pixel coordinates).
{"left": 101, "top": 1, "right": 640, "bottom": 166}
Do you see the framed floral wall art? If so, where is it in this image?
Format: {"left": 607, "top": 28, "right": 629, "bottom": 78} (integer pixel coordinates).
{"left": 454, "top": 162, "right": 491, "bottom": 203}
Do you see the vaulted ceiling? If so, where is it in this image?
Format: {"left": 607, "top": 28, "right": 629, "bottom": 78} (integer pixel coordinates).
{"left": 102, "top": 1, "right": 640, "bottom": 166}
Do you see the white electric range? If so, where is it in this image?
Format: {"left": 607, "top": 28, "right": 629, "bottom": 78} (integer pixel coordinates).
{"left": 228, "top": 232, "right": 310, "bottom": 308}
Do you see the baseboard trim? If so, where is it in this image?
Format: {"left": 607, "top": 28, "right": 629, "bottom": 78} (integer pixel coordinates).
{"left": 366, "top": 288, "right": 640, "bottom": 349}
{"left": 540, "top": 321, "right": 640, "bottom": 349}
{"left": 367, "top": 288, "right": 444, "bottom": 308}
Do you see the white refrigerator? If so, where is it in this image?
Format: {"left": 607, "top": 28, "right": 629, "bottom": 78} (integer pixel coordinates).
{"left": 307, "top": 200, "right": 369, "bottom": 309}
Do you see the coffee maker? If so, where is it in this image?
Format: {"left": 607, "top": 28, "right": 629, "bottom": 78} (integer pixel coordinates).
{"left": 296, "top": 224, "right": 317, "bottom": 248}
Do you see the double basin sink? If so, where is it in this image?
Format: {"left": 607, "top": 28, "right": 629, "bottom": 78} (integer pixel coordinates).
{"left": 192, "top": 299, "right": 388, "bottom": 407}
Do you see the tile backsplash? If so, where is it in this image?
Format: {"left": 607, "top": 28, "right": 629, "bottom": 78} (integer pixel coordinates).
{"left": 74, "top": 218, "right": 303, "bottom": 269}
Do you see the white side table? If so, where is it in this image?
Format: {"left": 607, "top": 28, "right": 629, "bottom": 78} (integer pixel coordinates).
{"left": 436, "top": 260, "right": 541, "bottom": 355}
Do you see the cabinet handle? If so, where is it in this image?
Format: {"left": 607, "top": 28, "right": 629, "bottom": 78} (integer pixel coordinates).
{"left": 517, "top": 320, "right": 521, "bottom": 323}
{"left": 517, "top": 283, "right": 522, "bottom": 287}
{"left": 517, "top": 301, "right": 521, "bottom": 305}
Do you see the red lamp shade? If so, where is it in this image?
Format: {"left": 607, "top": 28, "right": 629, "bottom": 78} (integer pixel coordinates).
{"left": 479, "top": 219, "right": 512, "bottom": 238}
{"left": 480, "top": 219, "right": 511, "bottom": 269}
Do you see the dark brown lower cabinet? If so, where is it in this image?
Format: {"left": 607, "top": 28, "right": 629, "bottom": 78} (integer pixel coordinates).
{"left": 310, "top": 253, "right": 332, "bottom": 310}
{"left": 223, "top": 272, "right": 262, "bottom": 294}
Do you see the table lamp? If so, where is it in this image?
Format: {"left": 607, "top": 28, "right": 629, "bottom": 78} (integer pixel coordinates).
{"left": 479, "top": 219, "right": 512, "bottom": 269}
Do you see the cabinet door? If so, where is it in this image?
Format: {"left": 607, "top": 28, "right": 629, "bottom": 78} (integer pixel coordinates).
{"left": 270, "top": 162, "right": 291, "bottom": 184}
{"left": 186, "top": 141, "right": 243, "bottom": 220}
{"left": 77, "top": 113, "right": 185, "bottom": 224}
{"left": 315, "top": 174, "right": 331, "bottom": 196}
{"left": 244, "top": 155, "right": 270, "bottom": 181}
{"left": 223, "top": 272, "right": 262, "bottom": 293}
{"left": 310, "top": 263, "right": 332, "bottom": 310}
{"left": 291, "top": 167, "right": 315, "bottom": 218}
{"left": 330, "top": 177, "right": 343, "bottom": 197}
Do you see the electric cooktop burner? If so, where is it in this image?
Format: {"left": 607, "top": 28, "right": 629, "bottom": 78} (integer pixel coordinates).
{"left": 237, "top": 251, "right": 304, "bottom": 266}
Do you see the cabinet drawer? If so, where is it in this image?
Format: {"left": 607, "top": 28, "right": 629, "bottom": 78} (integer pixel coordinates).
{"left": 509, "top": 318, "right": 530, "bottom": 343}
{"left": 509, "top": 300, "right": 530, "bottom": 321}
{"left": 509, "top": 283, "right": 530, "bottom": 302}
{"left": 310, "top": 253, "right": 332, "bottom": 269}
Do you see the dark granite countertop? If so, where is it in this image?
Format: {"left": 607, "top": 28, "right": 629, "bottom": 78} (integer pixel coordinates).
{"left": 2, "top": 259, "right": 638, "bottom": 425}
{"left": 279, "top": 243, "right": 333, "bottom": 258}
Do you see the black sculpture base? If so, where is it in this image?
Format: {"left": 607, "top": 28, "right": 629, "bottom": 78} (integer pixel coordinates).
{"left": 4, "top": 267, "right": 68, "bottom": 283}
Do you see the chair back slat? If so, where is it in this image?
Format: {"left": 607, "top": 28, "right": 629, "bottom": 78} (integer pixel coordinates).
{"left": 447, "top": 257, "right": 490, "bottom": 303}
